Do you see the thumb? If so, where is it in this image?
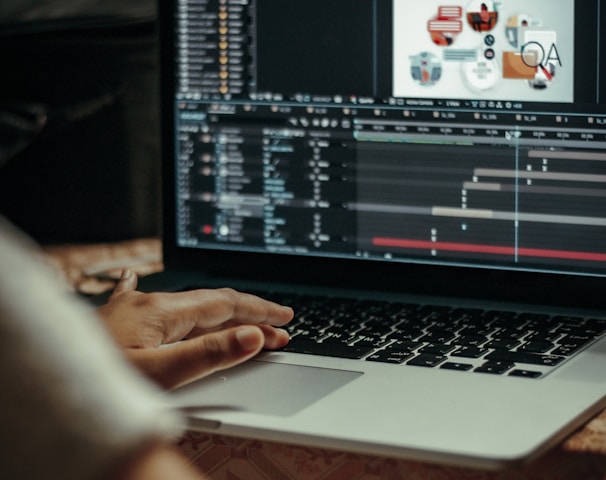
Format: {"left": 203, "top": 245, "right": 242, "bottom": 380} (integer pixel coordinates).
{"left": 126, "top": 326, "right": 265, "bottom": 390}
{"left": 109, "top": 269, "right": 138, "bottom": 299}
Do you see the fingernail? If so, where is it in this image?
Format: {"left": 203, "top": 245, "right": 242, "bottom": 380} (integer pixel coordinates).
{"left": 121, "top": 269, "right": 132, "bottom": 280}
{"left": 236, "top": 326, "right": 262, "bottom": 351}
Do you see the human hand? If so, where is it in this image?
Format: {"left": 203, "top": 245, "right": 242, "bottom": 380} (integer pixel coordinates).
{"left": 97, "top": 270, "right": 294, "bottom": 389}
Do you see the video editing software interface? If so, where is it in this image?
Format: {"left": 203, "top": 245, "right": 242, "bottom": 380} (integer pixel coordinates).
{"left": 172, "top": 0, "right": 606, "bottom": 277}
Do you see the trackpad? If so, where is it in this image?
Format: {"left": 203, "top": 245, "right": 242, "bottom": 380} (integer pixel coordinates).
{"left": 171, "top": 361, "right": 362, "bottom": 417}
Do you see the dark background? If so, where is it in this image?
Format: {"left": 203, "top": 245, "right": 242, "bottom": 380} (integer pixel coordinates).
{"left": 0, "top": 16, "right": 161, "bottom": 243}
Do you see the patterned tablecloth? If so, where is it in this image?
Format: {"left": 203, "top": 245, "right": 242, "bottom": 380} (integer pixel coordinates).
{"left": 43, "top": 238, "right": 606, "bottom": 480}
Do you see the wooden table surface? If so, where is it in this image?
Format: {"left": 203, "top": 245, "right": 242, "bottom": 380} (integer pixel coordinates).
{"left": 42, "top": 238, "right": 606, "bottom": 480}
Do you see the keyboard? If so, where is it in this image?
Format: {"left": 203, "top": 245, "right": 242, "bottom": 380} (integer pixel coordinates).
{"left": 259, "top": 291, "right": 606, "bottom": 379}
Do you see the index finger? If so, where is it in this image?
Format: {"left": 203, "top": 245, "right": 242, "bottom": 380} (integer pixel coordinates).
{"left": 167, "top": 287, "right": 294, "bottom": 329}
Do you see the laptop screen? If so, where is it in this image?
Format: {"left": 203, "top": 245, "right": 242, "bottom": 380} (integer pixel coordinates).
{"left": 165, "top": 0, "right": 606, "bottom": 280}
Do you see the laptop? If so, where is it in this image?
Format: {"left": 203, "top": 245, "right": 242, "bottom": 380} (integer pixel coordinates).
{"left": 142, "top": 0, "right": 606, "bottom": 470}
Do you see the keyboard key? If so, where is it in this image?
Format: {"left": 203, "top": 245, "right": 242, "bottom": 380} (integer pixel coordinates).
{"left": 509, "top": 369, "right": 543, "bottom": 379}
{"left": 519, "top": 340, "right": 555, "bottom": 353}
{"left": 440, "top": 362, "right": 473, "bottom": 371}
{"left": 388, "top": 340, "right": 421, "bottom": 353}
{"left": 357, "top": 324, "right": 393, "bottom": 336}
{"left": 475, "top": 361, "right": 514, "bottom": 375}
{"left": 454, "top": 334, "right": 486, "bottom": 346}
{"left": 553, "top": 315, "right": 584, "bottom": 327}
{"left": 407, "top": 353, "right": 447, "bottom": 368}
{"left": 492, "top": 328, "right": 525, "bottom": 340}
{"left": 557, "top": 323, "right": 593, "bottom": 336}
{"left": 418, "top": 305, "right": 451, "bottom": 320}
{"left": 486, "top": 350, "right": 565, "bottom": 366}
{"left": 458, "top": 325, "right": 496, "bottom": 337}
{"left": 350, "top": 334, "right": 389, "bottom": 348}
{"left": 420, "top": 343, "right": 456, "bottom": 355}
{"left": 283, "top": 339, "right": 373, "bottom": 359}
{"left": 321, "top": 331, "right": 351, "bottom": 343}
{"left": 585, "top": 318, "right": 606, "bottom": 335}
{"left": 558, "top": 334, "right": 592, "bottom": 348}
{"left": 291, "top": 329, "right": 326, "bottom": 342}
{"left": 551, "top": 345, "right": 583, "bottom": 356}
{"left": 484, "top": 310, "right": 518, "bottom": 323}
{"left": 450, "top": 308, "right": 484, "bottom": 321}
{"left": 525, "top": 330, "right": 560, "bottom": 343}
{"left": 366, "top": 350, "right": 411, "bottom": 364}
{"left": 419, "top": 329, "right": 456, "bottom": 343}
{"left": 452, "top": 346, "right": 488, "bottom": 358}
{"left": 323, "top": 324, "right": 361, "bottom": 336}
{"left": 389, "top": 327, "right": 424, "bottom": 341}
{"left": 517, "top": 313, "right": 550, "bottom": 324}
{"left": 486, "top": 338, "right": 520, "bottom": 350}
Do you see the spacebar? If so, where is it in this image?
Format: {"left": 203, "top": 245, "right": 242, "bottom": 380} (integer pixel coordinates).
{"left": 283, "top": 339, "right": 373, "bottom": 359}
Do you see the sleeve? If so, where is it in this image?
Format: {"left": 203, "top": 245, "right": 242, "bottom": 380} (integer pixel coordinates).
{"left": 0, "top": 217, "right": 185, "bottom": 480}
